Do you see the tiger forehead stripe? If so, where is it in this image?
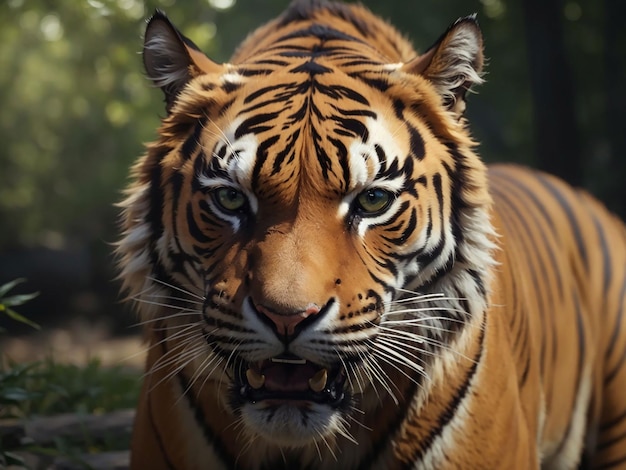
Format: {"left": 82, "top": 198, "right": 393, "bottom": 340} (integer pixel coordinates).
{"left": 347, "top": 116, "right": 407, "bottom": 189}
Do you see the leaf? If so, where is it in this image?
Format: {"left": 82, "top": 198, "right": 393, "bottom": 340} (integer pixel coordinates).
{"left": 0, "top": 386, "right": 39, "bottom": 402}
{"left": 0, "top": 278, "right": 26, "bottom": 298}
{"left": 3, "top": 451, "right": 26, "bottom": 466}
{"left": 3, "top": 308, "right": 41, "bottom": 330}
{"left": 2, "top": 292, "right": 40, "bottom": 307}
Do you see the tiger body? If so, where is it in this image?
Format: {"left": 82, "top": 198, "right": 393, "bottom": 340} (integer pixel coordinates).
{"left": 117, "top": 1, "right": 626, "bottom": 468}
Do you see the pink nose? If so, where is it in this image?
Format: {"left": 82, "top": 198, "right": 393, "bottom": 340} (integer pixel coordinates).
{"left": 255, "top": 304, "right": 320, "bottom": 336}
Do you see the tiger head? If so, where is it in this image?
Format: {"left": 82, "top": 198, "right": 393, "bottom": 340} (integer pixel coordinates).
{"left": 118, "top": 1, "right": 495, "bottom": 452}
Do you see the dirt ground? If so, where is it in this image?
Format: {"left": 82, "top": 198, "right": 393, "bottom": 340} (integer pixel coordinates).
{"left": 1, "top": 321, "right": 146, "bottom": 368}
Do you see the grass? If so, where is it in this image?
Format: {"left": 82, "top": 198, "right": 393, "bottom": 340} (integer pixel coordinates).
{"left": 0, "top": 279, "right": 141, "bottom": 468}
{"left": 1, "top": 357, "right": 141, "bottom": 468}
{"left": 0, "top": 356, "right": 141, "bottom": 419}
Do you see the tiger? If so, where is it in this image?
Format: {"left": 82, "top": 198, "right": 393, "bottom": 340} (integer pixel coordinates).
{"left": 116, "top": 0, "right": 626, "bottom": 468}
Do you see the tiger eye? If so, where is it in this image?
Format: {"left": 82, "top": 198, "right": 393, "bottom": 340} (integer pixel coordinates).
{"left": 214, "top": 187, "right": 246, "bottom": 212}
{"left": 356, "top": 188, "right": 392, "bottom": 214}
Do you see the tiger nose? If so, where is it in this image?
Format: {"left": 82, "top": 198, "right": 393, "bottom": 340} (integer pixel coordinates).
{"left": 255, "top": 303, "right": 321, "bottom": 337}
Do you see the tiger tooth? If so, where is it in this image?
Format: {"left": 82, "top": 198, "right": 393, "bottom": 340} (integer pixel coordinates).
{"left": 246, "top": 368, "right": 265, "bottom": 389}
{"left": 308, "top": 368, "right": 328, "bottom": 393}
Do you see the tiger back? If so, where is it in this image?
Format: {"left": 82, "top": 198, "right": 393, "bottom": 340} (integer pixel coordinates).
{"left": 117, "top": 1, "right": 626, "bottom": 468}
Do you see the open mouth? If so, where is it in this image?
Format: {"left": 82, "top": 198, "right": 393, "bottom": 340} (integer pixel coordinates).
{"left": 235, "top": 355, "right": 348, "bottom": 407}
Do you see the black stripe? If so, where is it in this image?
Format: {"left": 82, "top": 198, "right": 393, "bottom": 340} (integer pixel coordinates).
{"left": 597, "top": 454, "right": 626, "bottom": 469}
{"left": 276, "top": 24, "right": 364, "bottom": 44}
{"left": 148, "top": 151, "right": 167, "bottom": 244}
{"left": 175, "top": 364, "right": 236, "bottom": 468}
{"left": 355, "top": 384, "right": 418, "bottom": 470}
{"left": 535, "top": 172, "right": 589, "bottom": 271}
{"left": 490, "top": 169, "right": 564, "bottom": 301}
{"left": 407, "top": 123, "right": 425, "bottom": 160}
{"left": 313, "top": 81, "right": 369, "bottom": 105}
{"left": 313, "top": 127, "right": 333, "bottom": 180}
{"left": 492, "top": 177, "right": 562, "bottom": 387}
{"left": 554, "top": 290, "right": 586, "bottom": 457}
{"left": 605, "top": 276, "right": 626, "bottom": 361}
{"left": 402, "top": 316, "right": 486, "bottom": 465}
{"left": 180, "top": 117, "right": 206, "bottom": 161}
{"left": 251, "top": 135, "right": 280, "bottom": 191}
{"left": 328, "top": 136, "right": 350, "bottom": 192}
{"left": 271, "top": 129, "right": 299, "bottom": 175}
{"left": 331, "top": 115, "right": 369, "bottom": 140}
{"left": 168, "top": 171, "right": 191, "bottom": 277}
{"left": 146, "top": 328, "right": 185, "bottom": 470}
{"left": 291, "top": 60, "right": 332, "bottom": 75}
{"left": 601, "top": 408, "right": 626, "bottom": 433}
{"left": 352, "top": 73, "right": 391, "bottom": 91}
{"left": 244, "top": 84, "right": 292, "bottom": 104}
{"left": 186, "top": 203, "right": 211, "bottom": 244}
{"left": 590, "top": 210, "right": 613, "bottom": 294}
{"left": 491, "top": 184, "right": 550, "bottom": 380}
{"left": 605, "top": 340, "right": 626, "bottom": 385}
{"left": 235, "top": 111, "right": 280, "bottom": 138}
{"left": 598, "top": 428, "right": 626, "bottom": 452}
{"left": 489, "top": 168, "right": 557, "bottom": 233}
{"left": 382, "top": 208, "right": 417, "bottom": 244}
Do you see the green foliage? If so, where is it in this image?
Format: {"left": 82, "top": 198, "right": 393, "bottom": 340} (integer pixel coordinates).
{"left": 0, "top": 357, "right": 141, "bottom": 420}
{"left": 0, "top": 278, "right": 40, "bottom": 333}
{"left": 0, "top": 280, "right": 140, "bottom": 462}
{"left": 0, "top": 0, "right": 226, "bottom": 248}
{"left": 0, "top": 357, "right": 141, "bottom": 465}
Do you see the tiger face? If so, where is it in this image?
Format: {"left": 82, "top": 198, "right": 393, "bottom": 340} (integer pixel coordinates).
{"left": 118, "top": 1, "right": 494, "bottom": 452}
{"left": 190, "top": 76, "right": 436, "bottom": 445}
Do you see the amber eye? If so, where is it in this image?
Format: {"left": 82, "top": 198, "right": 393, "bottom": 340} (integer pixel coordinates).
{"left": 214, "top": 187, "right": 247, "bottom": 212}
{"left": 355, "top": 188, "right": 392, "bottom": 215}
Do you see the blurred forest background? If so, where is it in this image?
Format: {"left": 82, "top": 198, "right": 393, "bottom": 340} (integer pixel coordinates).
{"left": 1, "top": 0, "right": 625, "bottom": 359}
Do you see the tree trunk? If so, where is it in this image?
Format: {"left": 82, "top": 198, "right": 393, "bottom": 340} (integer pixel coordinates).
{"left": 521, "top": 0, "right": 582, "bottom": 186}
{"left": 604, "top": 0, "right": 626, "bottom": 218}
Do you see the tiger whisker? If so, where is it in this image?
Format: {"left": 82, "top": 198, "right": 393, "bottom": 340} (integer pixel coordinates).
{"left": 383, "top": 306, "right": 470, "bottom": 317}
{"left": 381, "top": 315, "right": 466, "bottom": 326}
{"left": 146, "top": 336, "right": 205, "bottom": 378}
{"left": 130, "top": 296, "right": 202, "bottom": 312}
{"left": 185, "top": 346, "right": 226, "bottom": 398}
{"left": 312, "top": 436, "right": 324, "bottom": 461}
{"left": 345, "top": 407, "right": 372, "bottom": 432}
{"left": 335, "top": 416, "right": 358, "bottom": 446}
{"left": 146, "top": 276, "right": 205, "bottom": 300}
{"left": 385, "top": 292, "right": 453, "bottom": 303}
{"left": 376, "top": 328, "right": 476, "bottom": 363}
{"left": 217, "top": 340, "right": 243, "bottom": 395}
{"left": 147, "top": 342, "right": 208, "bottom": 393}
{"left": 375, "top": 321, "right": 456, "bottom": 338}
{"left": 122, "top": 322, "right": 206, "bottom": 364}
{"left": 370, "top": 344, "right": 430, "bottom": 392}
{"left": 176, "top": 351, "right": 222, "bottom": 405}
{"left": 129, "top": 312, "right": 203, "bottom": 328}
{"left": 317, "top": 432, "right": 338, "bottom": 461}
{"left": 143, "top": 329, "right": 206, "bottom": 375}
{"left": 139, "top": 293, "right": 204, "bottom": 306}
{"left": 374, "top": 338, "right": 432, "bottom": 382}
{"left": 361, "top": 352, "right": 400, "bottom": 405}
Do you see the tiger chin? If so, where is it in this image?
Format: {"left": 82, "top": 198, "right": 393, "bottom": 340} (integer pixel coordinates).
{"left": 117, "top": 0, "right": 626, "bottom": 469}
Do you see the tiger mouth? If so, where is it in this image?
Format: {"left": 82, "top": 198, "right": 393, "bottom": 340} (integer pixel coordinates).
{"left": 235, "top": 355, "right": 348, "bottom": 407}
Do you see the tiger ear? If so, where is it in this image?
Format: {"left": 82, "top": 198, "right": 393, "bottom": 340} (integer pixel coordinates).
{"left": 143, "top": 10, "right": 224, "bottom": 112}
{"left": 402, "top": 15, "right": 484, "bottom": 117}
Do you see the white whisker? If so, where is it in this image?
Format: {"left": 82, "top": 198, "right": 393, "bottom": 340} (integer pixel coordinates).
{"left": 147, "top": 276, "right": 205, "bottom": 300}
